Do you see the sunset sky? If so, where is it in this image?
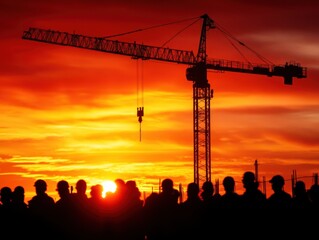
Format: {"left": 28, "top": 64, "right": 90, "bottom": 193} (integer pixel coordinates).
{"left": 1, "top": 0, "right": 318, "bottom": 202}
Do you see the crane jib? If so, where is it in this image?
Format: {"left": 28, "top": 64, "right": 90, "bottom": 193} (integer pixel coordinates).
{"left": 22, "top": 27, "right": 307, "bottom": 85}
{"left": 22, "top": 27, "right": 197, "bottom": 65}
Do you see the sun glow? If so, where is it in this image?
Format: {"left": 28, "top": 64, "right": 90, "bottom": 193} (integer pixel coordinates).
{"left": 101, "top": 180, "right": 117, "bottom": 197}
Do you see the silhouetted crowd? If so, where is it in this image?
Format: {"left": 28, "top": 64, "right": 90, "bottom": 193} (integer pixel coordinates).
{"left": 0, "top": 171, "right": 318, "bottom": 239}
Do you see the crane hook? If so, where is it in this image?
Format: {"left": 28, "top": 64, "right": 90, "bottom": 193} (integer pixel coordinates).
{"left": 137, "top": 107, "right": 144, "bottom": 123}
{"left": 137, "top": 107, "right": 144, "bottom": 141}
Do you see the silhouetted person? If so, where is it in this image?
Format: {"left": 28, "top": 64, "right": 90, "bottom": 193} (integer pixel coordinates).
{"left": 28, "top": 179, "right": 56, "bottom": 239}
{"left": 28, "top": 179, "right": 55, "bottom": 214}
{"left": 28, "top": 179, "right": 55, "bottom": 210}
{"left": 240, "top": 171, "right": 266, "bottom": 209}
{"left": 116, "top": 178, "right": 127, "bottom": 196}
{"left": 199, "top": 180, "right": 220, "bottom": 232}
{"left": 239, "top": 171, "right": 267, "bottom": 236}
{"left": 265, "top": 174, "right": 293, "bottom": 237}
{"left": 0, "top": 186, "right": 13, "bottom": 213}
{"left": 291, "top": 180, "right": 312, "bottom": 210}
{"left": 216, "top": 176, "right": 242, "bottom": 234}
{"left": 89, "top": 184, "right": 104, "bottom": 201}
{"left": 219, "top": 176, "right": 241, "bottom": 210}
{"left": 200, "top": 180, "right": 220, "bottom": 207}
{"left": 12, "top": 186, "right": 28, "bottom": 209}
{"left": 0, "top": 186, "right": 12, "bottom": 208}
{"left": 267, "top": 174, "right": 292, "bottom": 210}
{"left": 179, "top": 182, "right": 204, "bottom": 239}
{"left": 290, "top": 179, "right": 314, "bottom": 233}
{"left": 11, "top": 185, "right": 30, "bottom": 236}
{"left": 155, "top": 178, "right": 180, "bottom": 240}
{"left": 88, "top": 184, "right": 106, "bottom": 239}
{"left": 308, "top": 183, "right": 319, "bottom": 210}
{"left": 72, "top": 179, "right": 91, "bottom": 239}
{"left": 74, "top": 178, "right": 89, "bottom": 201}
{"left": 143, "top": 192, "right": 160, "bottom": 240}
{"left": 121, "top": 180, "right": 145, "bottom": 240}
{"left": 304, "top": 183, "right": 319, "bottom": 236}
{"left": 104, "top": 178, "right": 128, "bottom": 239}
{"left": 0, "top": 186, "right": 13, "bottom": 230}
{"left": 108, "top": 178, "right": 127, "bottom": 204}
{"left": 74, "top": 179, "right": 88, "bottom": 197}
{"left": 54, "top": 180, "right": 74, "bottom": 239}
{"left": 11, "top": 185, "right": 28, "bottom": 211}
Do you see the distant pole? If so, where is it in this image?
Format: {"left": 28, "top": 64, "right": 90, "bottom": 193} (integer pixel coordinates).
{"left": 292, "top": 169, "right": 297, "bottom": 197}
{"left": 215, "top": 178, "right": 219, "bottom": 195}
{"left": 179, "top": 183, "right": 183, "bottom": 203}
{"left": 314, "top": 173, "right": 318, "bottom": 185}
{"left": 263, "top": 176, "right": 266, "bottom": 197}
{"left": 254, "top": 159, "right": 259, "bottom": 184}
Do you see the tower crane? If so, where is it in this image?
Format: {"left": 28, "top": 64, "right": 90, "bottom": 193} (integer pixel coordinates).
{"left": 21, "top": 14, "right": 307, "bottom": 187}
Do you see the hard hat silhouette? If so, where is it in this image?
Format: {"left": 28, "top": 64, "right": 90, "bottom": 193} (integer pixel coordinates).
{"left": 34, "top": 179, "right": 47, "bottom": 188}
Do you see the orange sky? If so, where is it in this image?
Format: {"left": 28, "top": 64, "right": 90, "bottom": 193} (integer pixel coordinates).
{"left": 1, "top": 0, "right": 319, "bottom": 202}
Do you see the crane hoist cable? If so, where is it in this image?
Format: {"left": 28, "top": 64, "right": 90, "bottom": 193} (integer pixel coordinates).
{"left": 102, "top": 16, "right": 199, "bottom": 39}
{"left": 103, "top": 16, "right": 201, "bottom": 142}
{"left": 160, "top": 18, "right": 201, "bottom": 48}
{"left": 214, "top": 21, "right": 274, "bottom": 66}
{"left": 136, "top": 58, "right": 144, "bottom": 142}
{"left": 133, "top": 18, "right": 199, "bottom": 142}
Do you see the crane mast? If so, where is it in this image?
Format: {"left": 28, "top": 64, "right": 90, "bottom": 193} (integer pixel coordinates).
{"left": 190, "top": 14, "right": 214, "bottom": 185}
{"left": 22, "top": 14, "right": 307, "bottom": 188}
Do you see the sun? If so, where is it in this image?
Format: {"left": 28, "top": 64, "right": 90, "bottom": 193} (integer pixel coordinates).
{"left": 101, "top": 180, "right": 117, "bottom": 197}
